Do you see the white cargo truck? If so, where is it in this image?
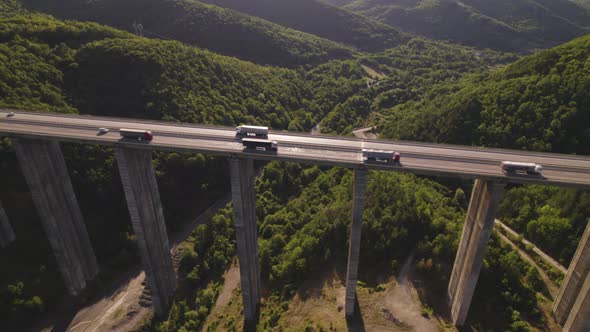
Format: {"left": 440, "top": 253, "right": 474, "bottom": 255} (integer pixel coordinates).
{"left": 501, "top": 161, "right": 543, "bottom": 175}
{"left": 362, "top": 149, "right": 400, "bottom": 163}
{"left": 236, "top": 125, "right": 269, "bottom": 138}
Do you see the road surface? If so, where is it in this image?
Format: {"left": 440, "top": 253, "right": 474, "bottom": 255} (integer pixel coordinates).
{"left": 2, "top": 110, "right": 590, "bottom": 188}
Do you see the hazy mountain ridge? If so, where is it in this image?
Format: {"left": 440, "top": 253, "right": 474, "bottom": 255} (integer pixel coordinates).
{"left": 198, "top": 0, "right": 410, "bottom": 52}
{"left": 21, "top": 0, "right": 355, "bottom": 67}
{"left": 325, "top": 0, "right": 590, "bottom": 51}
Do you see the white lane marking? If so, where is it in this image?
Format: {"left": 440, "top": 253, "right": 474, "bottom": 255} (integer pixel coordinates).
{"left": 360, "top": 140, "right": 366, "bottom": 162}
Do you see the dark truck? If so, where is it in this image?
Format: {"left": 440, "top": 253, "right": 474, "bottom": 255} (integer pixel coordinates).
{"left": 242, "top": 138, "right": 277, "bottom": 152}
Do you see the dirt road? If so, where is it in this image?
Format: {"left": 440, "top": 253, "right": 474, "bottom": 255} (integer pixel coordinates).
{"left": 352, "top": 127, "right": 377, "bottom": 139}
{"left": 495, "top": 230, "right": 560, "bottom": 299}
{"left": 52, "top": 194, "right": 232, "bottom": 332}
{"left": 201, "top": 260, "right": 241, "bottom": 330}
{"left": 495, "top": 219, "right": 567, "bottom": 273}
{"left": 66, "top": 272, "right": 149, "bottom": 332}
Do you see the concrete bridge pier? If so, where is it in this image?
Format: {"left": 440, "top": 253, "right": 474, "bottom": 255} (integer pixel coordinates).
{"left": 229, "top": 158, "right": 260, "bottom": 323}
{"left": 115, "top": 147, "right": 176, "bottom": 315}
{"left": 12, "top": 138, "right": 99, "bottom": 295}
{"left": 448, "top": 179, "right": 504, "bottom": 325}
{"left": 553, "top": 221, "right": 590, "bottom": 332}
{"left": 0, "top": 201, "right": 15, "bottom": 247}
{"left": 345, "top": 168, "right": 368, "bottom": 316}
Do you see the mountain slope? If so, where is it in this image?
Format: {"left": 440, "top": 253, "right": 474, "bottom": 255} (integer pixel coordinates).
{"left": 0, "top": 10, "right": 321, "bottom": 327}
{"left": 380, "top": 34, "right": 590, "bottom": 155}
{"left": 21, "top": 0, "right": 354, "bottom": 67}
{"left": 199, "top": 0, "right": 410, "bottom": 52}
{"left": 0, "top": 9, "right": 328, "bottom": 127}
{"left": 0, "top": 0, "right": 26, "bottom": 17}
{"left": 327, "top": 0, "right": 590, "bottom": 52}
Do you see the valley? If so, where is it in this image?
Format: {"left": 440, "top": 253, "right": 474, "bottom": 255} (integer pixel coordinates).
{"left": 0, "top": 0, "right": 589, "bottom": 331}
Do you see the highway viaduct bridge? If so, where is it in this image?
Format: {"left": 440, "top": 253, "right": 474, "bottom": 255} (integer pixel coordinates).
{"left": 1, "top": 110, "right": 590, "bottom": 330}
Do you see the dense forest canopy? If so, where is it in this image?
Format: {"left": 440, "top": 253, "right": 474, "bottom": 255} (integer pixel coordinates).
{"left": 21, "top": 0, "right": 354, "bottom": 67}
{"left": 316, "top": 38, "right": 517, "bottom": 135}
{"left": 379, "top": 34, "right": 590, "bottom": 155}
{"left": 325, "top": 0, "right": 590, "bottom": 52}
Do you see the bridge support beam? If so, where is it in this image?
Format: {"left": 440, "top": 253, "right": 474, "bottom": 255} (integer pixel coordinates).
{"left": 115, "top": 147, "right": 176, "bottom": 315}
{"left": 0, "top": 201, "right": 15, "bottom": 247}
{"left": 345, "top": 168, "right": 368, "bottom": 316}
{"left": 448, "top": 179, "right": 504, "bottom": 325}
{"left": 12, "top": 138, "right": 99, "bottom": 295}
{"left": 553, "top": 221, "right": 590, "bottom": 331}
{"left": 229, "top": 158, "right": 260, "bottom": 323}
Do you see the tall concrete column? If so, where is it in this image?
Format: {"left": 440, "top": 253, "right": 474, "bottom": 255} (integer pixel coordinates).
{"left": 12, "top": 138, "right": 99, "bottom": 295}
{"left": 229, "top": 158, "right": 260, "bottom": 322}
{"left": 562, "top": 271, "right": 590, "bottom": 332}
{"left": 115, "top": 147, "right": 176, "bottom": 315}
{"left": 0, "top": 201, "right": 15, "bottom": 247}
{"left": 448, "top": 179, "right": 504, "bottom": 325}
{"left": 345, "top": 168, "right": 368, "bottom": 316}
{"left": 553, "top": 221, "right": 590, "bottom": 330}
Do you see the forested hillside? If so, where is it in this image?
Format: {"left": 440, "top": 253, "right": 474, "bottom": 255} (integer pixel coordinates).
{"left": 317, "top": 38, "right": 517, "bottom": 135}
{"left": 21, "top": 0, "right": 354, "bottom": 67}
{"left": 377, "top": 33, "right": 590, "bottom": 280}
{"left": 498, "top": 186, "right": 590, "bottom": 265}
{"left": 161, "top": 161, "right": 552, "bottom": 331}
{"left": 198, "top": 0, "right": 410, "bottom": 52}
{"left": 325, "top": 0, "right": 590, "bottom": 52}
{"left": 379, "top": 34, "right": 590, "bottom": 154}
{"left": 0, "top": 7, "right": 319, "bottom": 327}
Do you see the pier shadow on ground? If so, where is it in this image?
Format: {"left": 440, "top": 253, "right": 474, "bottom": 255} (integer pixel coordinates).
{"left": 345, "top": 295, "right": 366, "bottom": 332}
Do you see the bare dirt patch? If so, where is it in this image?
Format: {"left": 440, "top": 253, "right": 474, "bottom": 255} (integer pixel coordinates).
{"left": 215, "top": 260, "right": 240, "bottom": 308}
{"left": 204, "top": 257, "right": 443, "bottom": 331}
{"left": 66, "top": 271, "right": 150, "bottom": 332}
{"left": 362, "top": 65, "right": 386, "bottom": 80}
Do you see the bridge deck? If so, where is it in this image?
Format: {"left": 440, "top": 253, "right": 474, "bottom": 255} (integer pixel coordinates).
{"left": 2, "top": 110, "right": 590, "bottom": 189}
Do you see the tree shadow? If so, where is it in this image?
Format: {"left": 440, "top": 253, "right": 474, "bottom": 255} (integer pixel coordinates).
{"left": 345, "top": 295, "right": 366, "bottom": 332}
